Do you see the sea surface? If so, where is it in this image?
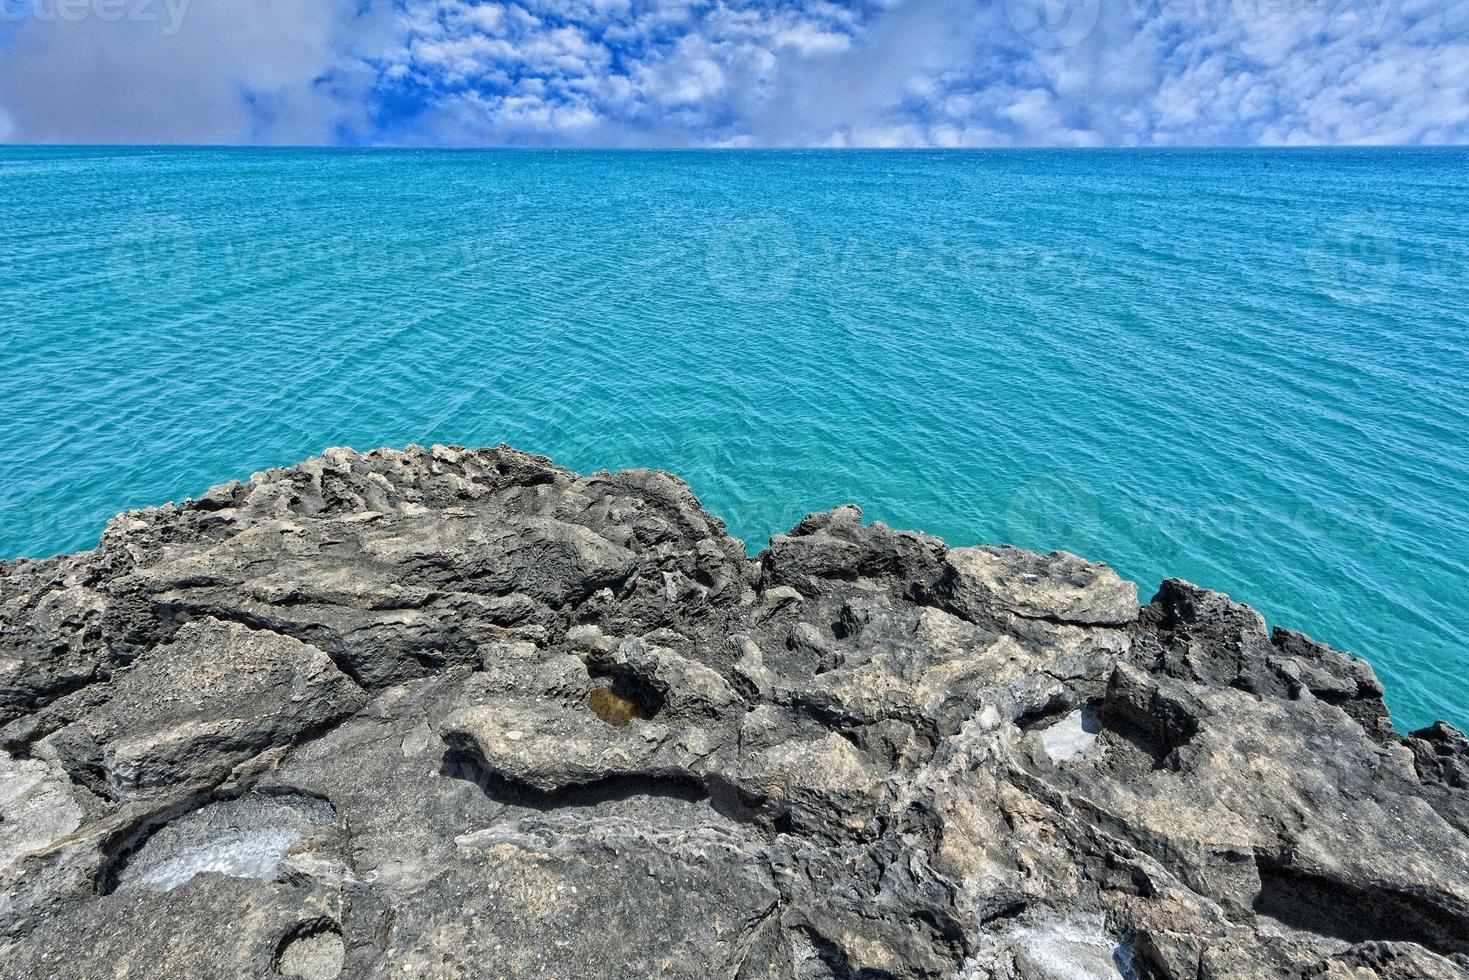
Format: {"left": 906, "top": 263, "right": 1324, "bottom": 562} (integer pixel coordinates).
{"left": 1, "top": 146, "right": 1466, "bottom": 731}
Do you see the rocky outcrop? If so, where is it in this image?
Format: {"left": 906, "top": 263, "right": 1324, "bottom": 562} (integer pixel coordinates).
{"left": 0, "top": 444, "right": 1465, "bottom": 979}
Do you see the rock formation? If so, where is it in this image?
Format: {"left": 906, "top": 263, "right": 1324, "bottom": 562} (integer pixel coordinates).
{"left": 1, "top": 445, "right": 1465, "bottom": 979}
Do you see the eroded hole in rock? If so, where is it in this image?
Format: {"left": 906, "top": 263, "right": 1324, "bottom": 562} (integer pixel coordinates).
{"left": 1253, "top": 858, "right": 1469, "bottom": 956}
{"left": 1016, "top": 694, "right": 1074, "bottom": 731}
{"left": 275, "top": 920, "right": 345, "bottom": 980}
{"left": 1096, "top": 696, "right": 1200, "bottom": 774}
{"left": 101, "top": 791, "right": 335, "bottom": 895}
{"left": 587, "top": 680, "right": 660, "bottom": 727}
{"left": 441, "top": 748, "right": 758, "bottom": 825}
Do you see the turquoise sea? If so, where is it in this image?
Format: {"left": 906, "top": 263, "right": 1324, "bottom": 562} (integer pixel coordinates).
{"left": 1, "top": 146, "right": 1465, "bottom": 731}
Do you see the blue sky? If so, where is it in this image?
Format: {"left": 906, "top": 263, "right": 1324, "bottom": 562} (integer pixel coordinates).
{"left": 0, "top": 0, "right": 1465, "bottom": 145}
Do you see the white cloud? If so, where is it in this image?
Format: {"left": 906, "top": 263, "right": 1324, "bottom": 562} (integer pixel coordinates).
{"left": 773, "top": 22, "right": 851, "bottom": 55}
{"left": 0, "top": 0, "right": 1463, "bottom": 146}
{"left": 0, "top": 0, "right": 398, "bottom": 144}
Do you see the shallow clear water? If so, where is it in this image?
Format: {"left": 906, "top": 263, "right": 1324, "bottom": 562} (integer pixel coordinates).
{"left": 2, "top": 146, "right": 1466, "bottom": 730}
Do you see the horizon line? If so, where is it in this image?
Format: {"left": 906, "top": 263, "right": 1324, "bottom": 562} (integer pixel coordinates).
{"left": 4, "top": 142, "right": 1467, "bottom": 152}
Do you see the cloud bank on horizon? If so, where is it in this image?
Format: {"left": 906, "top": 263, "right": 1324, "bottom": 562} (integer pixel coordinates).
{"left": 0, "top": 0, "right": 1465, "bottom": 147}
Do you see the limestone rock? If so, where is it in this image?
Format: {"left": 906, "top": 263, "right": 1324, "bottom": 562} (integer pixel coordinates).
{"left": 0, "top": 445, "right": 1464, "bottom": 979}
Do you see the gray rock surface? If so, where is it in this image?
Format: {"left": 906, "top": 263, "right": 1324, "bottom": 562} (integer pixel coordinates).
{"left": 0, "top": 444, "right": 1464, "bottom": 979}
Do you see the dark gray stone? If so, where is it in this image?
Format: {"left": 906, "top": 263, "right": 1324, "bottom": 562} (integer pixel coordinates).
{"left": 1, "top": 445, "right": 1465, "bottom": 979}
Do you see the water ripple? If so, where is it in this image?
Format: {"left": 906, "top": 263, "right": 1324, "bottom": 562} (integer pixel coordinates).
{"left": 1, "top": 146, "right": 1466, "bottom": 730}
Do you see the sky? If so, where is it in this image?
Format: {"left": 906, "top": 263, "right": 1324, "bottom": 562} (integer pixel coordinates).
{"left": 0, "top": 0, "right": 1465, "bottom": 146}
